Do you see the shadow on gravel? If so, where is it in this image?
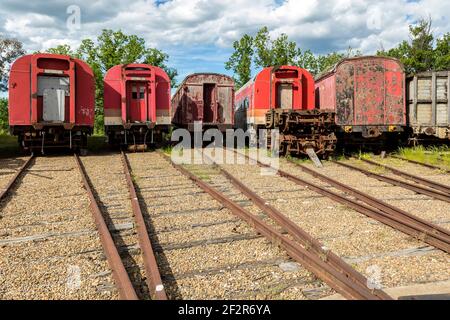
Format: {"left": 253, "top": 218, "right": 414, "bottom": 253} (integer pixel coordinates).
{"left": 133, "top": 175, "right": 183, "bottom": 300}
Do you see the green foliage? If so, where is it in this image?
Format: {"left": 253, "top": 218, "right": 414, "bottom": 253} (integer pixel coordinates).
{"left": 253, "top": 27, "right": 298, "bottom": 68}
{"left": 398, "top": 145, "right": 450, "bottom": 169}
{"left": 144, "top": 48, "right": 178, "bottom": 87}
{"left": 46, "top": 44, "right": 76, "bottom": 56}
{"left": 226, "top": 26, "right": 361, "bottom": 88}
{"left": 225, "top": 34, "right": 254, "bottom": 89}
{"left": 0, "top": 98, "right": 8, "bottom": 134}
{"left": 377, "top": 18, "right": 450, "bottom": 73}
{"left": 0, "top": 36, "right": 25, "bottom": 91}
{"left": 434, "top": 33, "right": 450, "bottom": 71}
{"left": 45, "top": 29, "right": 178, "bottom": 134}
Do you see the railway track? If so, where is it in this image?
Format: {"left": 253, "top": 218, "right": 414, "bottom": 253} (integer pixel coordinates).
{"left": 125, "top": 152, "right": 334, "bottom": 299}
{"left": 230, "top": 149, "right": 450, "bottom": 254}
{"left": 0, "top": 155, "right": 34, "bottom": 202}
{"left": 333, "top": 160, "right": 450, "bottom": 204}
{"left": 0, "top": 156, "right": 118, "bottom": 299}
{"left": 177, "top": 150, "right": 391, "bottom": 300}
{"left": 390, "top": 155, "right": 450, "bottom": 173}
{"left": 357, "top": 158, "right": 450, "bottom": 195}
{"left": 74, "top": 152, "right": 167, "bottom": 300}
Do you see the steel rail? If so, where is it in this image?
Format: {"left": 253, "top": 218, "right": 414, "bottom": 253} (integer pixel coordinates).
{"left": 230, "top": 150, "right": 450, "bottom": 253}
{"left": 390, "top": 155, "right": 450, "bottom": 173}
{"left": 198, "top": 151, "right": 391, "bottom": 300}
{"left": 0, "top": 155, "right": 34, "bottom": 202}
{"left": 158, "top": 151, "right": 383, "bottom": 300}
{"left": 285, "top": 159, "right": 450, "bottom": 240}
{"left": 120, "top": 152, "right": 167, "bottom": 300}
{"left": 359, "top": 158, "right": 450, "bottom": 194}
{"left": 333, "top": 161, "right": 450, "bottom": 204}
{"left": 74, "top": 154, "right": 138, "bottom": 300}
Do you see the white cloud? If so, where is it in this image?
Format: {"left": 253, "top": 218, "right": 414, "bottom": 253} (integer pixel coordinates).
{"left": 0, "top": 0, "right": 448, "bottom": 81}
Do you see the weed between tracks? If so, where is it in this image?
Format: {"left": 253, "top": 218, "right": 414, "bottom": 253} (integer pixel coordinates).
{"left": 398, "top": 146, "right": 450, "bottom": 168}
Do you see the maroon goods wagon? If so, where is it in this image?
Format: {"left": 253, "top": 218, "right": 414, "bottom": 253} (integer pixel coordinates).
{"left": 316, "top": 56, "right": 406, "bottom": 145}
{"left": 104, "top": 64, "right": 171, "bottom": 150}
{"left": 9, "top": 53, "right": 95, "bottom": 153}
{"left": 171, "top": 73, "right": 235, "bottom": 132}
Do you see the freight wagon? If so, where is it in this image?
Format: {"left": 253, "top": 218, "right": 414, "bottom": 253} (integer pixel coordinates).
{"left": 407, "top": 71, "right": 450, "bottom": 142}
{"left": 8, "top": 53, "right": 95, "bottom": 153}
{"left": 315, "top": 56, "right": 406, "bottom": 147}
{"left": 235, "top": 65, "right": 336, "bottom": 157}
{"left": 104, "top": 64, "right": 171, "bottom": 151}
{"left": 171, "top": 73, "right": 235, "bottom": 132}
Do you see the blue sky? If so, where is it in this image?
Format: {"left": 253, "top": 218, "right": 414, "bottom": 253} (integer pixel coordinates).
{"left": 0, "top": 0, "right": 449, "bottom": 90}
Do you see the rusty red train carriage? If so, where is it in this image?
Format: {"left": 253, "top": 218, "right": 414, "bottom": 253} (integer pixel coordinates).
{"left": 8, "top": 53, "right": 95, "bottom": 153}
{"left": 235, "top": 66, "right": 336, "bottom": 157}
{"left": 171, "top": 73, "right": 235, "bottom": 132}
{"left": 315, "top": 56, "right": 406, "bottom": 141}
{"left": 104, "top": 64, "right": 171, "bottom": 148}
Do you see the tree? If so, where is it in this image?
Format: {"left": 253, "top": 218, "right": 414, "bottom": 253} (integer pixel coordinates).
{"left": 46, "top": 29, "right": 178, "bottom": 133}
{"left": 0, "top": 98, "right": 8, "bottom": 134}
{"left": 434, "top": 33, "right": 450, "bottom": 71}
{"left": 377, "top": 18, "right": 449, "bottom": 73}
{"left": 0, "top": 36, "right": 25, "bottom": 91}
{"left": 225, "top": 34, "right": 254, "bottom": 89}
{"left": 144, "top": 48, "right": 178, "bottom": 87}
{"left": 47, "top": 44, "right": 75, "bottom": 56}
{"left": 253, "top": 27, "right": 299, "bottom": 68}
{"left": 226, "top": 26, "right": 361, "bottom": 84}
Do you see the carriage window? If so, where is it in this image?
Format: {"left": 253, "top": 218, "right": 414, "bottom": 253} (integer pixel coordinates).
{"left": 132, "top": 86, "right": 138, "bottom": 99}
{"left": 139, "top": 87, "right": 145, "bottom": 99}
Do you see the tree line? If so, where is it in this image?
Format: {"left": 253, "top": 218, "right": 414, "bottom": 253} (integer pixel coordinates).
{"left": 0, "top": 19, "right": 449, "bottom": 133}
{"left": 226, "top": 19, "right": 449, "bottom": 89}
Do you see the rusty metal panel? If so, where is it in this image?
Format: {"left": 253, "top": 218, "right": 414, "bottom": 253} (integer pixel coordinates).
{"left": 335, "top": 61, "right": 354, "bottom": 126}
{"left": 324, "top": 57, "right": 405, "bottom": 128}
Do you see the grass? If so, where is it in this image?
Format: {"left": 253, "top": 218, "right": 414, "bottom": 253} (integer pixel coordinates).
{"left": 397, "top": 145, "right": 450, "bottom": 168}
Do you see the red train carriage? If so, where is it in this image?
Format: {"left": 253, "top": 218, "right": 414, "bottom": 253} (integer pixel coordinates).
{"left": 235, "top": 65, "right": 336, "bottom": 157}
{"left": 9, "top": 53, "right": 95, "bottom": 153}
{"left": 171, "top": 73, "right": 235, "bottom": 132}
{"left": 315, "top": 56, "right": 406, "bottom": 146}
{"left": 104, "top": 64, "right": 171, "bottom": 150}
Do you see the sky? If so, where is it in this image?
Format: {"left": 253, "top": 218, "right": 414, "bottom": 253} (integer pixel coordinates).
{"left": 0, "top": 0, "right": 449, "bottom": 86}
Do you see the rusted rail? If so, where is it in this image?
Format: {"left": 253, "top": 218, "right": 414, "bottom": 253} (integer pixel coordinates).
{"left": 198, "top": 151, "right": 391, "bottom": 300}
{"left": 284, "top": 159, "right": 450, "bottom": 241}
{"left": 230, "top": 150, "right": 450, "bottom": 253}
{"left": 333, "top": 160, "right": 450, "bottom": 204}
{"left": 0, "top": 155, "right": 34, "bottom": 202}
{"left": 158, "top": 150, "right": 386, "bottom": 300}
{"left": 74, "top": 154, "right": 138, "bottom": 300}
{"left": 360, "top": 158, "right": 450, "bottom": 194}
{"left": 120, "top": 152, "right": 167, "bottom": 300}
{"left": 390, "top": 155, "right": 450, "bottom": 173}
